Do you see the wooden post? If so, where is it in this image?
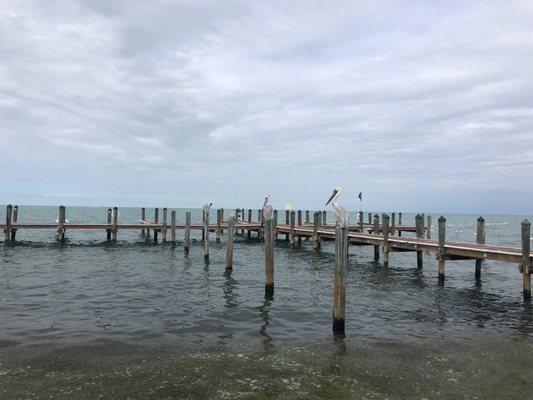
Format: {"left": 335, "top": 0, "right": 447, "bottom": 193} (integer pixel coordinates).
{"left": 184, "top": 211, "right": 191, "bottom": 254}
{"left": 162, "top": 208, "right": 168, "bottom": 243}
{"left": 368, "top": 213, "right": 372, "bottom": 224}
{"left": 391, "top": 212, "right": 396, "bottom": 236}
{"left": 216, "top": 209, "right": 222, "bottom": 243}
{"left": 312, "top": 211, "right": 320, "bottom": 249}
{"left": 358, "top": 210, "right": 363, "bottom": 232}
{"left": 273, "top": 209, "right": 278, "bottom": 240}
{"left": 297, "top": 210, "right": 302, "bottom": 245}
{"left": 57, "top": 205, "right": 66, "bottom": 243}
{"left": 106, "top": 208, "right": 112, "bottom": 241}
{"left": 171, "top": 210, "right": 176, "bottom": 243}
{"left": 285, "top": 210, "right": 290, "bottom": 241}
{"left": 322, "top": 210, "right": 327, "bottom": 229}
{"left": 289, "top": 211, "right": 296, "bottom": 246}
{"left": 4, "top": 204, "right": 12, "bottom": 242}
{"left": 332, "top": 225, "right": 348, "bottom": 335}
{"left": 258, "top": 209, "right": 263, "bottom": 239}
{"left": 426, "top": 215, "right": 432, "bottom": 240}
{"left": 475, "top": 217, "right": 485, "bottom": 280}
{"left": 240, "top": 208, "right": 245, "bottom": 234}
{"left": 373, "top": 214, "right": 380, "bottom": 261}
{"left": 438, "top": 216, "right": 446, "bottom": 281}
{"left": 10, "top": 205, "right": 18, "bottom": 241}
{"left": 204, "top": 208, "right": 210, "bottom": 261}
{"left": 305, "top": 210, "right": 310, "bottom": 224}
{"left": 398, "top": 212, "right": 402, "bottom": 237}
{"left": 154, "top": 208, "right": 159, "bottom": 242}
{"left": 383, "top": 215, "right": 390, "bottom": 266}
{"left": 247, "top": 209, "right": 252, "bottom": 238}
{"left": 112, "top": 207, "right": 118, "bottom": 242}
{"left": 226, "top": 215, "right": 235, "bottom": 270}
{"left": 415, "top": 214, "right": 423, "bottom": 268}
{"left": 264, "top": 213, "right": 274, "bottom": 297}
{"left": 141, "top": 207, "right": 146, "bottom": 236}
{"left": 522, "top": 219, "right": 531, "bottom": 300}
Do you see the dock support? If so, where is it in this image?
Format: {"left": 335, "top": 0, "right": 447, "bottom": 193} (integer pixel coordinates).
{"left": 522, "top": 219, "right": 531, "bottom": 300}
{"left": 106, "top": 208, "right": 112, "bottom": 241}
{"left": 154, "top": 208, "right": 159, "bottom": 243}
{"left": 285, "top": 210, "right": 290, "bottom": 241}
{"left": 373, "top": 214, "right": 380, "bottom": 261}
{"left": 398, "top": 212, "right": 402, "bottom": 237}
{"left": 305, "top": 210, "right": 310, "bottom": 224}
{"left": 427, "top": 215, "right": 432, "bottom": 239}
{"left": 259, "top": 209, "right": 263, "bottom": 239}
{"left": 9, "top": 205, "right": 18, "bottom": 241}
{"left": 312, "top": 212, "right": 320, "bottom": 249}
{"left": 438, "top": 216, "right": 446, "bottom": 282}
{"left": 112, "top": 207, "right": 118, "bottom": 242}
{"left": 171, "top": 210, "right": 176, "bottom": 243}
{"left": 226, "top": 215, "right": 235, "bottom": 271}
{"left": 162, "top": 208, "right": 168, "bottom": 243}
{"left": 322, "top": 211, "right": 327, "bottom": 229}
{"left": 141, "top": 207, "right": 146, "bottom": 236}
{"left": 475, "top": 217, "right": 485, "bottom": 280}
{"left": 333, "top": 225, "right": 348, "bottom": 336}
{"left": 184, "top": 211, "right": 191, "bottom": 254}
{"left": 368, "top": 213, "right": 372, "bottom": 224}
{"left": 273, "top": 210, "right": 278, "bottom": 240}
{"left": 289, "top": 211, "right": 295, "bottom": 246}
{"left": 4, "top": 204, "right": 12, "bottom": 242}
{"left": 264, "top": 212, "right": 274, "bottom": 298}
{"left": 216, "top": 209, "right": 222, "bottom": 243}
{"left": 415, "top": 214, "right": 423, "bottom": 268}
{"left": 391, "top": 212, "right": 396, "bottom": 236}
{"left": 204, "top": 208, "right": 210, "bottom": 261}
{"left": 383, "top": 215, "right": 390, "bottom": 266}
{"left": 57, "top": 205, "right": 66, "bottom": 243}
{"left": 247, "top": 209, "right": 252, "bottom": 238}
{"left": 358, "top": 210, "right": 363, "bottom": 232}
{"left": 297, "top": 210, "right": 302, "bottom": 245}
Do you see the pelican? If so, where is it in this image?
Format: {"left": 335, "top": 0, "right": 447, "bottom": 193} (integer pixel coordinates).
{"left": 262, "top": 194, "right": 273, "bottom": 220}
{"left": 203, "top": 202, "right": 213, "bottom": 213}
{"left": 325, "top": 187, "right": 348, "bottom": 227}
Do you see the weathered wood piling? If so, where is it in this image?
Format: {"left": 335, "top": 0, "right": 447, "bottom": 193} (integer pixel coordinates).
{"left": 475, "top": 217, "right": 485, "bottom": 280}
{"left": 416, "top": 214, "right": 423, "bottom": 268}
{"left": 171, "top": 210, "right": 176, "bottom": 243}
{"left": 10, "top": 206, "right": 18, "bottom": 241}
{"left": 522, "top": 219, "right": 531, "bottom": 299}
{"left": 4, "top": 204, "right": 12, "bottom": 242}
{"left": 226, "top": 215, "right": 235, "bottom": 270}
{"left": 333, "top": 224, "right": 348, "bottom": 335}
{"left": 264, "top": 210, "right": 274, "bottom": 297}
{"left": 204, "top": 208, "right": 210, "bottom": 261}
{"left": 373, "top": 214, "right": 380, "bottom": 261}
{"left": 184, "top": 211, "right": 191, "bottom": 254}
{"left": 107, "top": 208, "right": 112, "bottom": 241}
{"left": 112, "top": 207, "right": 118, "bottom": 242}
{"left": 383, "top": 215, "right": 390, "bottom": 266}
{"left": 438, "top": 216, "right": 446, "bottom": 281}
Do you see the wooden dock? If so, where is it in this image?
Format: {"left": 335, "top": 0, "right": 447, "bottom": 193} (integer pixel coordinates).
{"left": 2, "top": 205, "right": 532, "bottom": 303}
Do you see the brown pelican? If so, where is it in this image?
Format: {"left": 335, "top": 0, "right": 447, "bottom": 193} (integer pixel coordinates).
{"left": 325, "top": 187, "right": 348, "bottom": 227}
{"left": 262, "top": 194, "right": 273, "bottom": 220}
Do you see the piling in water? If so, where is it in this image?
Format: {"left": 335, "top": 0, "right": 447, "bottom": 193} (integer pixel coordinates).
{"left": 184, "top": 211, "right": 191, "bottom": 254}
{"left": 106, "top": 208, "right": 112, "bottom": 241}
{"left": 522, "top": 219, "right": 531, "bottom": 299}
{"left": 312, "top": 212, "right": 320, "bottom": 249}
{"left": 10, "top": 205, "right": 18, "bottom": 241}
{"left": 264, "top": 214, "right": 274, "bottom": 297}
{"left": 438, "top": 216, "right": 446, "bottom": 282}
{"left": 475, "top": 217, "right": 485, "bottom": 280}
{"left": 383, "top": 214, "right": 390, "bottom": 266}
{"left": 204, "top": 209, "right": 210, "bottom": 261}
{"left": 57, "top": 205, "right": 66, "bottom": 243}
{"left": 112, "top": 207, "right": 118, "bottom": 242}
{"left": 154, "top": 208, "right": 159, "bottom": 243}
{"left": 4, "top": 204, "right": 12, "bottom": 242}
{"left": 226, "top": 216, "right": 235, "bottom": 270}
{"left": 162, "top": 208, "right": 168, "bottom": 243}
{"left": 333, "top": 225, "right": 348, "bottom": 335}
{"left": 171, "top": 210, "right": 176, "bottom": 243}
{"left": 373, "top": 214, "right": 380, "bottom": 261}
{"left": 415, "top": 214, "right": 423, "bottom": 268}
{"left": 141, "top": 207, "right": 146, "bottom": 236}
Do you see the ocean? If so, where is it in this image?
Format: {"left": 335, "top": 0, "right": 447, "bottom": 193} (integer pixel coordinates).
{"left": 1, "top": 206, "right": 532, "bottom": 399}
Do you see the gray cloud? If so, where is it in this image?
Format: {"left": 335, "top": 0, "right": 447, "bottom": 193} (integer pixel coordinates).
{"left": 0, "top": 0, "right": 532, "bottom": 214}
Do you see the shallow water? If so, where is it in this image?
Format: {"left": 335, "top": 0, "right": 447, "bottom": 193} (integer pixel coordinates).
{"left": 1, "top": 206, "right": 532, "bottom": 399}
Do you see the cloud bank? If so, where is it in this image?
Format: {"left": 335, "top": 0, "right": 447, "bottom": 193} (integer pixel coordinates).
{"left": 1, "top": 0, "right": 532, "bottom": 213}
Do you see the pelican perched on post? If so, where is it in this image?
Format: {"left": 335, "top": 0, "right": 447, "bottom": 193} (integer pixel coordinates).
{"left": 203, "top": 202, "right": 213, "bottom": 213}
{"left": 262, "top": 194, "right": 273, "bottom": 220}
{"left": 325, "top": 187, "right": 348, "bottom": 227}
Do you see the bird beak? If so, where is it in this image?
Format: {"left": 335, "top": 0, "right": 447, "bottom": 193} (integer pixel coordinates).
{"left": 325, "top": 189, "right": 337, "bottom": 206}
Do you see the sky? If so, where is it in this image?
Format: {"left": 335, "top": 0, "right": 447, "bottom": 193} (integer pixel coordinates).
{"left": 1, "top": 0, "right": 532, "bottom": 214}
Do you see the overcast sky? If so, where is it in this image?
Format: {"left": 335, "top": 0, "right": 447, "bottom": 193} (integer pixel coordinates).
{"left": 1, "top": 1, "right": 532, "bottom": 214}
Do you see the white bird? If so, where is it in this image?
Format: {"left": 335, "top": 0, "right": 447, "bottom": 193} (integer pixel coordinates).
{"left": 203, "top": 202, "right": 213, "bottom": 213}
{"left": 325, "top": 187, "right": 348, "bottom": 228}
{"left": 262, "top": 194, "right": 273, "bottom": 220}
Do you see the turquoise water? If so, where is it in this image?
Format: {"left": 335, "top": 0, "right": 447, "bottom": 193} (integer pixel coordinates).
{"left": 1, "top": 206, "right": 532, "bottom": 399}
